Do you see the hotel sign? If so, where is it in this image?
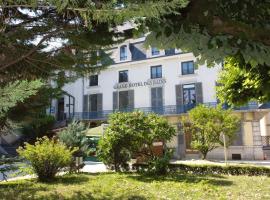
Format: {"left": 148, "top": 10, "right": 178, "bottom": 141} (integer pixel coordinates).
{"left": 113, "top": 78, "right": 166, "bottom": 89}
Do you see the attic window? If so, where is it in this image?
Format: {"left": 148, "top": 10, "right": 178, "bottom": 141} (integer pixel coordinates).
{"left": 120, "top": 45, "right": 128, "bottom": 61}
{"left": 151, "top": 47, "right": 160, "bottom": 56}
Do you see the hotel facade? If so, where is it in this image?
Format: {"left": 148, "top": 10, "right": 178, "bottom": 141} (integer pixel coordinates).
{"left": 50, "top": 36, "right": 270, "bottom": 160}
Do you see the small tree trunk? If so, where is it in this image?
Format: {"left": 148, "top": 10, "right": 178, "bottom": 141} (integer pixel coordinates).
{"left": 201, "top": 151, "right": 208, "bottom": 160}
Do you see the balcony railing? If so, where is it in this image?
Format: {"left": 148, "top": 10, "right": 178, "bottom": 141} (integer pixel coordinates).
{"left": 67, "top": 101, "right": 269, "bottom": 120}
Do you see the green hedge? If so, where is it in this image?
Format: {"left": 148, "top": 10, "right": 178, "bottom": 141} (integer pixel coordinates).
{"left": 133, "top": 163, "right": 270, "bottom": 176}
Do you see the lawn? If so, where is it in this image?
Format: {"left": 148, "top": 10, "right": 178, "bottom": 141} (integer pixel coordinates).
{"left": 0, "top": 172, "right": 270, "bottom": 200}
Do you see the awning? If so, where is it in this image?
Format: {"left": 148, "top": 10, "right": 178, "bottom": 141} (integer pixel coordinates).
{"left": 85, "top": 125, "right": 104, "bottom": 137}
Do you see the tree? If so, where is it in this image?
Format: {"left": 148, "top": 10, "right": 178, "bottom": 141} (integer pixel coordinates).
{"left": 1, "top": 1, "right": 270, "bottom": 106}
{"left": 146, "top": 0, "right": 270, "bottom": 67}
{"left": 217, "top": 55, "right": 270, "bottom": 105}
{"left": 0, "top": 1, "right": 180, "bottom": 132}
{"left": 97, "top": 111, "right": 175, "bottom": 171}
{"left": 58, "top": 121, "right": 88, "bottom": 172}
{"left": 2, "top": 1, "right": 269, "bottom": 77}
{"left": 0, "top": 80, "right": 44, "bottom": 132}
{"left": 144, "top": 1, "right": 270, "bottom": 105}
{"left": 183, "top": 105, "right": 240, "bottom": 159}
{"left": 58, "top": 121, "right": 88, "bottom": 155}
{"left": 0, "top": 0, "right": 179, "bottom": 82}
{"left": 17, "top": 136, "right": 76, "bottom": 182}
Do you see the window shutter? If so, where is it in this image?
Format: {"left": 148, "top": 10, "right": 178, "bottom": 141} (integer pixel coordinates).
{"left": 128, "top": 90, "right": 134, "bottom": 109}
{"left": 175, "top": 84, "right": 183, "bottom": 105}
{"left": 97, "top": 93, "right": 103, "bottom": 111}
{"left": 157, "top": 87, "right": 163, "bottom": 106}
{"left": 151, "top": 88, "right": 156, "bottom": 107}
{"left": 195, "top": 82, "right": 203, "bottom": 104}
{"left": 113, "top": 91, "right": 118, "bottom": 111}
{"left": 83, "top": 95, "right": 89, "bottom": 112}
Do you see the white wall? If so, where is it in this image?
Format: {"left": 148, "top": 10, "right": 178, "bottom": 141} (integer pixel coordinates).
{"left": 64, "top": 78, "right": 84, "bottom": 113}
{"left": 80, "top": 52, "right": 221, "bottom": 111}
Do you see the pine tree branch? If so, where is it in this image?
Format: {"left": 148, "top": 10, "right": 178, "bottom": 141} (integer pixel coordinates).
{"left": 0, "top": 30, "right": 61, "bottom": 71}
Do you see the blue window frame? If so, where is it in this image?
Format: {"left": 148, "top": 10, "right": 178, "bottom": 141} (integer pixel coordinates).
{"left": 151, "top": 65, "right": 162, "bottom": 79}
{"left": 151, "top": 47, "right": 160, "bottom": 56}
{"left": 119, "top": 70, "right": 128, "bottom": 83}
{"left": 89, "top": 75, "right": 98, "bottom": 86}
{"left": 181, "top": 61, "right": 194, "bottom": 75}
{"left": 120, "top": 45, "right": 128, "bottom": 61}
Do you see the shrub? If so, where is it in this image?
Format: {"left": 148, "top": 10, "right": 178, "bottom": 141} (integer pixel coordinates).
{"left": 21, "top": 114, "right": 55, "bottom": 143}
{"left": 97, "top": 111, "right": 175, "bottom": 172}
{"left": 17, "top": 137, "right": 76, "bottom": 182}
{"left": 133, "top": 163, "right": 270, "bottom": 176}
{"left": 147, "top": 149, "right": 173, "bottom": 175}
{"left": 58, "top": 121, "right": 88, "bottom": 155}
{"left": 97, "top": 112, "right": 146, "bottom": 171}
{"left": 168, "top": 164, "right": 270, "bottom": 176}
{"left": 58, "top": 121, "right": 88, "bottom": 172}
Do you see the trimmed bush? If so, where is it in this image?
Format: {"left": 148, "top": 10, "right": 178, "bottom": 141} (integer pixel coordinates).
{"left": 17, "top": 137, "right": 76, "bottom": 182}
{"left": 133, "top": 163, "right": 270, "bottom": 176}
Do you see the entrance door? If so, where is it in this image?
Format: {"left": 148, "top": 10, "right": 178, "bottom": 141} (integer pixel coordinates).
{"left": 57, "top": 98, "right": 65, "bottom": 121}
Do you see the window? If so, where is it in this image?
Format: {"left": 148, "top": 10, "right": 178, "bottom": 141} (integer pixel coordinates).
{"left": 183, "top": 84, "right": 196, "bottom": 104}
{"left": 151, "top": 66, "right": 162, "bottom": 79}
{"left": 119, "top": 91, "right": 129, "bottom": 110}
{"left": 120, "top": 45, "right": 128, "bottom": 61}
{"left": 89, "top": 75, "right": 98, "bottom": 86}
{"left": 165, "top": 48, "right": 175, "bottom": 55}
{"left": 119, "top": 70, "right": 128, "bottom": 83}
{"left": 151, "top": 47, "right": 160, "bottom": 56}
{"left": 181, "top": 61, "right": 194, "bottom": 75}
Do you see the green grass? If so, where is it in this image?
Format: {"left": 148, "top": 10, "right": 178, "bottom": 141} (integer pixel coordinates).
{"left": 0, "top": 172, "right": 270, "bottom": 200}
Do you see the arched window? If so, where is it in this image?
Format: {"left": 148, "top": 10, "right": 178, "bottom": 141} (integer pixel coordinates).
{"left": 120, "top": 45, "right": 128, "bottom": 61}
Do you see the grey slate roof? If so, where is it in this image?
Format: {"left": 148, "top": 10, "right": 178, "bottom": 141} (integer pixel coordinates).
{"left": 129, "top": 42, "right": 147, "bottom": 61}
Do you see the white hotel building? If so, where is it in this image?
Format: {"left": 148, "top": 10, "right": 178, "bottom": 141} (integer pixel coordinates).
{"left": 50, "top": 36, "right": 270, "bottom": 160}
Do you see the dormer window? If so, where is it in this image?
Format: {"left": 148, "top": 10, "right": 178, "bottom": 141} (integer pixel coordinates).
{"left": 151, "top": 47, "right": 160, "bottom": 56}
{"left": 120, "top": 45, "right": 128, "bottom": 61}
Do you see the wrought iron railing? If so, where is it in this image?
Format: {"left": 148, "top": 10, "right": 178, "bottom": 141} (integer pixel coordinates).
{"left": 67, "top": 101, "right": 267, "bottom": 120}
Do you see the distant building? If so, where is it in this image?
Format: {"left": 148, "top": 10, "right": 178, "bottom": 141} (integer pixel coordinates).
{"left": 49, "top": 36, "right": 270, "bottom": 160}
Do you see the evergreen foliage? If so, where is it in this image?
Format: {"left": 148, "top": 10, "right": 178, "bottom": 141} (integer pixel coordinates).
{"left": 1, "top": 0, "right": 270, "bottom": 111}
{"left": 58, "top": 121, "right": 88, "bottom": 155}
{"left": 0, "top": 80, "right": 44, "bottom": 132}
